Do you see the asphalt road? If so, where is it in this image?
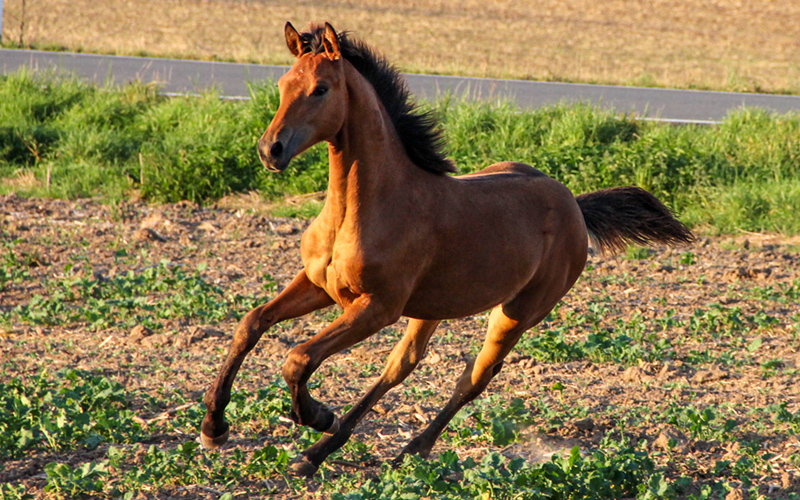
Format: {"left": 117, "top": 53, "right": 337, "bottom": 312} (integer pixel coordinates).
{"left": 3, "top": 48, "right": 800, "bottom": 124}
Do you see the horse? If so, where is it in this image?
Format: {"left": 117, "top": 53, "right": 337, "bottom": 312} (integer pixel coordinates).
{"left": 200, "top": 21, "right": 694, "bottom": 477}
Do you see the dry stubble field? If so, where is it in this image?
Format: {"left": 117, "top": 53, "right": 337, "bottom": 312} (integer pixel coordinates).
{"left": 2, "top": 0, "right": 800, "bottom": 93}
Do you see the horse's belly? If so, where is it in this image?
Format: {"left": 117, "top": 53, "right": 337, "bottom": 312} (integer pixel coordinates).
{"left": 401, "top": 241, "right": 542, "bottom": 319}
{"left": 402, "top": 288, "right": 511, "bottom": 320}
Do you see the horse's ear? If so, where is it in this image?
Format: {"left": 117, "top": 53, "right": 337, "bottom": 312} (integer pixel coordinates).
{"left": 285, "top": 22, "right": 303, "bottom": 58}
{"left": 322, "top": 22, "right": 341, "bottom": 61}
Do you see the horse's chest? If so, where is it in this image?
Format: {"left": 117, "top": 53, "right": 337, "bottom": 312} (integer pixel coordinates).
{"left": 300, "top": 227, "right": 370, "bottom": 305}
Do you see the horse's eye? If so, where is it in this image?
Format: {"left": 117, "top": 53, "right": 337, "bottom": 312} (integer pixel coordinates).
{"left": 311, "top": 86, "right": 329, "bottom": 97}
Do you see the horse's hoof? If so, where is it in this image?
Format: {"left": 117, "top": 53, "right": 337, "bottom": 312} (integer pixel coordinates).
{"left": 323, "top": 415, "right": 340, "bottom": 435}
{"left": 288, "top": 456, "right": 319, "bottom": 478}
{"left": 200, "top": 428, "right": 230, "bottom": 449}
{"left": 390, "top": 454, "right": 406, "bottom": 467}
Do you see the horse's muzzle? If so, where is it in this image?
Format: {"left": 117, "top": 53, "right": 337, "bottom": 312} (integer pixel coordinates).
{"left": 258, "top": 136, "right": 290, "bottom": 172}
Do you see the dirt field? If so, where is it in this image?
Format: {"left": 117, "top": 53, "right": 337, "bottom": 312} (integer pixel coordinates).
{"left": 2, "top": 0, "right": 800, "bottom": 93}
{"left": 2, "top": 193, "right": 799, "bottom": 498}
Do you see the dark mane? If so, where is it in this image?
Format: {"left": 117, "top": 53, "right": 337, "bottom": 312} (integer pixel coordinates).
{"left": 297, "top": 24, "right": 456, "bottom": 175}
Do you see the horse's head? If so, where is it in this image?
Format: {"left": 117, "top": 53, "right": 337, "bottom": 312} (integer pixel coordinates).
{"left": 258, "top": 22, "right": 347, "bottom": 172}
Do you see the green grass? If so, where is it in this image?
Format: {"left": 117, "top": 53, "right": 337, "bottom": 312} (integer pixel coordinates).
{"left": 2, "top": 70, "right": 800, "bottom": 233}
{"left": 0, "top": 69, "right": 327, "bottom": 204}
{"left": 0, "top": 259, "right": 264, "bottom": 331}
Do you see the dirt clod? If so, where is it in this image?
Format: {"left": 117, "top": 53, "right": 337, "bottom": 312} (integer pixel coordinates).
{"left": 129, "top": 324, "right": 153, "bottom": 341}
{"left": 725, "top": 487, "right": 745, "bottom": 500}
{"left": 654, "top": 426, "right": 689, "bottom": 453}
{"left": 132, "top": 227, "right": 167, "bottom": 242}
{"left": 692, "top": 367, "right": 729, "bottom": 384}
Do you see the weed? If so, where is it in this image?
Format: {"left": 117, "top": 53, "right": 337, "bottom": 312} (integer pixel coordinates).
{"left": 0, "top": 484, "right": 34, "bottom": 500}
{"left": 271, "top": 199, "right": 325, "bottom": 218}
{"left": 0, "top": 240, "right": 32, "bottom": 291}
{"left": 667, "top": 406, "right": 738, "bottom": 441}
{"left": 327, "top": 444, "right": 660, "bottom": 499}
{"left": 625, "top": 245, "right": 655, "bottom": 260}
{"left": 246, "top": 445, "right": 291, "bottom": 478}
{"left": 687, "top": 304, "right": 746, "bottom": 338}
{"left": 44, "top": 461, "right": 108, "bottom": 499}
{"left": 679, "top": 251, "right": 696, "bottom": 266}
{"left": 0, "top": 369, "right": 143, "bottom": 459}
{"left": 445, "top": 397, "right": 535, "bottom": 447}
{"left": 768, "top": 402, "right": 800, "bottom": 434}
{"left": 516, "top": 327, "right": 586, "bottom": 363}
{"left": 6, "top": 260, "right": 261, "bottom": 331}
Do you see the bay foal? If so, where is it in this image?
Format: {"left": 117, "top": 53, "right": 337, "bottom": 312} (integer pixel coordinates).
{"left": 201, "top": 22, "right": 694, "bottom": 477}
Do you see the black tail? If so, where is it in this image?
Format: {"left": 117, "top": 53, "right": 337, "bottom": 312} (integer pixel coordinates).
{"left": 576, "top": 187, "right": 695, "bottom": 254}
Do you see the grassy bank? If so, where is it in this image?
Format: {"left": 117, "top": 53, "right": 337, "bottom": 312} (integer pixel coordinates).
{"left": 1, "top": 70, "right": 799, "bottom": 234}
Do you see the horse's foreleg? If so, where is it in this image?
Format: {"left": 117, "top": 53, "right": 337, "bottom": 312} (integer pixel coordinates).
{"left": 291, "top": 319, "right": 440, "bottom": 476}
{"left": 200, "top": 270, "right": 334, "bottom": 449}
{"left": 396, "top": 306, "right": 534, "bottom": 461}
{"left": 281, "top": 296, "right": 400, "bottom": 458}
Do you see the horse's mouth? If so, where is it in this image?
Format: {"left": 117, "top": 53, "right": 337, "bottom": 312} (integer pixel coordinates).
{"left": 263, "top": 160, "right": 290, "bottom": 173}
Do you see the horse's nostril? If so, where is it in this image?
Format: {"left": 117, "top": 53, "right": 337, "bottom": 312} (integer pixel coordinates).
{"left": 270, "top": 141, "right": 284, "bottom": 159}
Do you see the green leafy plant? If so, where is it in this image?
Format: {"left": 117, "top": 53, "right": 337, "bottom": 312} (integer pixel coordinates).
{"left": 0, "top": 369, "right": 143, "bottom": 459}
{"left": 44, "top": 461, "right": 108, "bottom": 499}
{"left": 668, "top": 406, "right": 738, "bottom": 441}
{"left": 769, "top": 402, "right": 800, "bottom": 434}
{"left": 0, "top": 483, "right": 34, "bottom": 500}
{"left": 7, "top": 260, "right": 261, "bottom": 331}
{"left": 679, "top": 251, "right": 696, "bottom": 266}
{"left": 327, "top": 445, "right": 661, "bottom": 500}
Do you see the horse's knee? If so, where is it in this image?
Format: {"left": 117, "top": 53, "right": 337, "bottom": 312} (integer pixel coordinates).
{"left": 282, "top": 345, "right": 314, "bottom": 387}
{"left": 233, "top": 306, "right": 276, "bottom": 349}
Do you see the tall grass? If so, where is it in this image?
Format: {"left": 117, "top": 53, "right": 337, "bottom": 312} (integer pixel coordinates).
{"left": 442, "top": 99, "right": 800, "bottom": 233}
{"left": 1, "top": 70, "right": 799, "bottom": 234}
{"left": 0, "top": 70, "right": 328, "bottom": 203}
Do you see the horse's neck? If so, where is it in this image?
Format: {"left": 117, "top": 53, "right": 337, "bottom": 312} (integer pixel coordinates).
{"left": 325, "top": 66, "right": 415, "bottom": 220}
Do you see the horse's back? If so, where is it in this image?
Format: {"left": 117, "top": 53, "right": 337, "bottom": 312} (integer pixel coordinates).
{"left": 454, "top": 161, "right": 577, "bottom": 220}
{"left": 458, "top": 161, "right": 547, "bottom": 180}
{"left": 399, "top": 161, "right": 586, "bottom": 320}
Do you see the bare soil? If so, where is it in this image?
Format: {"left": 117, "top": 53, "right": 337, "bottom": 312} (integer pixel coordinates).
{"left": 1, "top": 193, "right": 800, "bottom": 498}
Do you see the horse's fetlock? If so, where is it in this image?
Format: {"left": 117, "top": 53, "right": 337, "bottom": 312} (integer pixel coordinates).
{"left": 203, "top": 386, "right": 229, "bottom": 413}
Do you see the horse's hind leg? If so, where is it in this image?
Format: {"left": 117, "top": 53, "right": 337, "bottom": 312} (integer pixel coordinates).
{"left": 396, "top": 305, "right": 541, "bottom": 461}
{"left": 289, "top": 318, "right": 440, "bottom": 477}
{"left": 201, "top": 270, "right": 334, "bottom": 449}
